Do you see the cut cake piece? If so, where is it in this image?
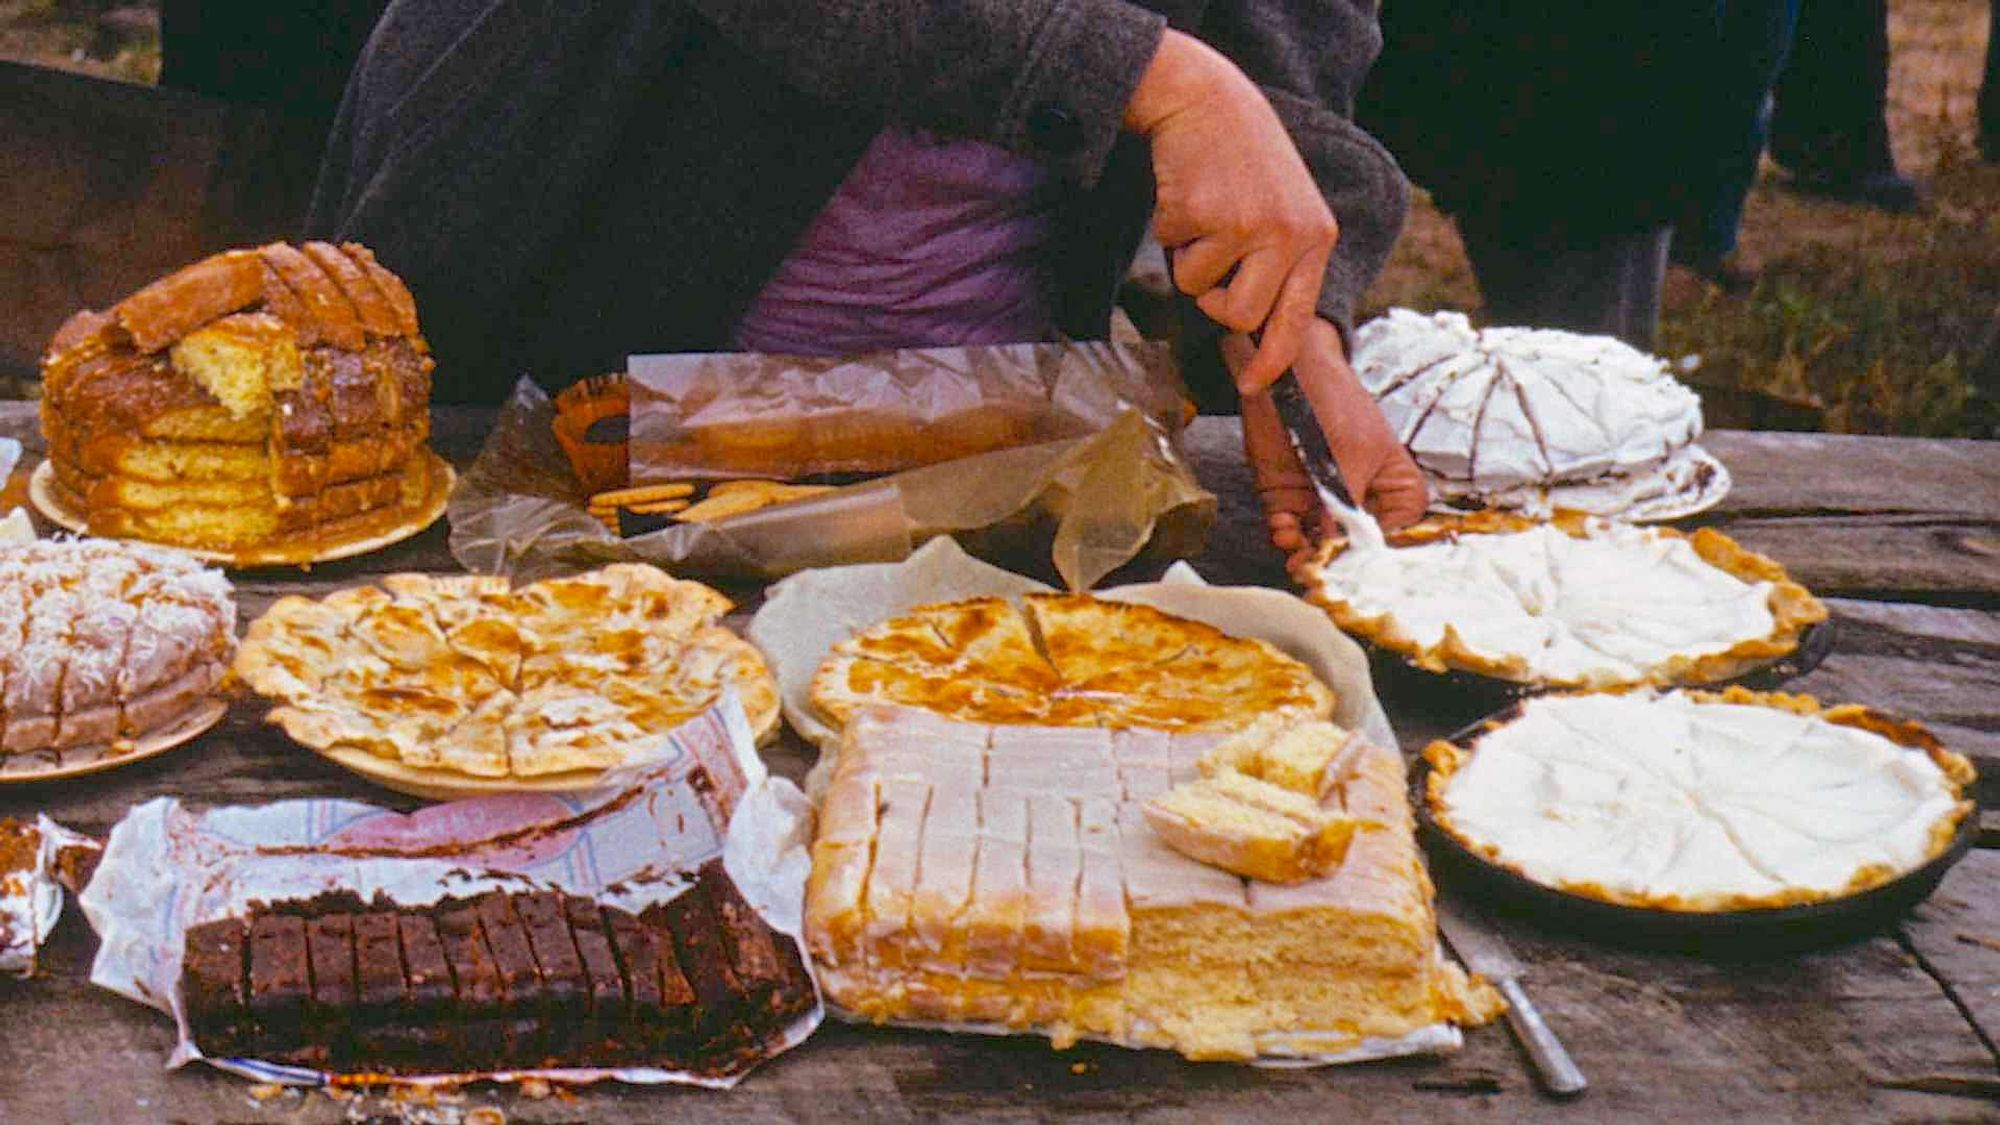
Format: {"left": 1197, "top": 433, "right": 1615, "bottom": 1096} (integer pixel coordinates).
{"left": 1198, "top": 715, "right": 1356, "bottom": 800}
{"left": 1143, "top": 771, "right": 1358, "bottom": 884}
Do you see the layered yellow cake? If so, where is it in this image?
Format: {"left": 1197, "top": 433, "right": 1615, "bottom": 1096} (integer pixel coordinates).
{"left": 805, "top": 705, "right": 1494, "bottom": 1061}
{"left": 39, "top": 242, "right": 439, "bottom": 555}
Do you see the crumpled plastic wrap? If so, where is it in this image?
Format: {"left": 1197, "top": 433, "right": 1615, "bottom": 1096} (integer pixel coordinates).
{"left": 449, "top": 343, "right": 1215, "bottom": 590}
{"left": 78, "top": 694, "right": 822, "bottom": 1090}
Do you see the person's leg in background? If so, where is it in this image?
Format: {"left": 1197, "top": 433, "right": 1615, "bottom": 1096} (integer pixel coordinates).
{"left": 1455, "top": 212, "right": 1674, "bottom": 351}
{"left": 1668, "top": 0, "right": 1801, "bottom": 302}
{"left": 1769, "top": 0, "right": 1923, "bottom": 210}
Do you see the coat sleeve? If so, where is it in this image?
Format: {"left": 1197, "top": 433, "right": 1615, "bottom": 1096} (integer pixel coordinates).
{"left": 689, "top": 0, "right": 1167, "bottom": 185}
{"left": 1197, "top": 0, "right": 1409, "bottom": 337}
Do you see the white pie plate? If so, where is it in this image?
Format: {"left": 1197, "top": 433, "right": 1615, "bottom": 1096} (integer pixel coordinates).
{"left": 1427, "top": 446, "right": 1732, "bottom": 523}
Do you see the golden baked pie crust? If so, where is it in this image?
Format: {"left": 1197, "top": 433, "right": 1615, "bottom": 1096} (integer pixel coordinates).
{"left": 1421, "top": 686, "right": 1977, "bottom": 912}
{"left": 237, "top": 564, "right": 778, "bottom": 778}
{"left": 809, "top": 593, "right": 1334, "bottom": 733}
{"left": 1300, "top": 511, "right": 1829, "bottom": 689}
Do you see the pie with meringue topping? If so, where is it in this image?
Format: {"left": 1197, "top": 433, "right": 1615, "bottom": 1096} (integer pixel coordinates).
{"left": 1299, "top": 512, "right": 1827, "bottom": 690}
{"left": 1422, "top": 689, "right": 1975, "bottom": 911}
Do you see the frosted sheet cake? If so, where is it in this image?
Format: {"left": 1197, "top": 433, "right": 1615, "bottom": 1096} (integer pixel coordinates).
{"left": 805, "top": 706, "right": 1494, "bottom": 1061}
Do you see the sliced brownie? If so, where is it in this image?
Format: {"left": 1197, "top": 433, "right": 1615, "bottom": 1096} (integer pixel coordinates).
{"left": 473, "top": 893, "right": 549, "bottom": 1066}
{"left": 247, "top": 914, "right": 311, "bottom": 1059}
{"left": 304, "top": 913, "right": 358, "bottom": 1063}
{"left": 435, "top": 901, "right": 507, "bottom": 1067}
{"left": 560, "top": 894, "right": 628, "bottom": 1062}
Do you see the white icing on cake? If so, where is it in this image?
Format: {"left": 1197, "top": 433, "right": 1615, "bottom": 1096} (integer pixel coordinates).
{"left": 1434, "top": 693, "right": 1965, "bottom": 905}
{"left": 0, "top": 539, "right": 234, "bottom": 749}
{"left": 1313, "top": 521, "right": 1775, "bottom": 686}
{"left": 1353, "top": 309, "right": 1706, "bottom": 514}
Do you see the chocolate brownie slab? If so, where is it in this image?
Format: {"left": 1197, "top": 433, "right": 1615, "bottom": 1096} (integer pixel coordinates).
{"left": 654, "top": 879, "right": 742, "bottom": 1029}
{"left": 352, "top": 913, "right": 404, "bottom": 1012}
{"left": 514, "top": 892, "right": 588, "bottom": 1055}
{"left": 700, "top": 867, "right": 817, "bottom": 1027}
{"left": 605, "top": 906, "right": 698, "bottom": 1049}
{"left": 181, "top": 918, "right": 249, "bottom": 1057}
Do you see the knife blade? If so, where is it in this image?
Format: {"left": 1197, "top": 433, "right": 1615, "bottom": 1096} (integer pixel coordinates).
{"left": 1433, "top": 899, "right": 1589, "bottom": 1098}
{"left": 1264, "top": 366, "right": 1384, "bottom": 550}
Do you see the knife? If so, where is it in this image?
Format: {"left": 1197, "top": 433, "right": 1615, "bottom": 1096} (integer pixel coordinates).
{"left": 1165, "top": 246, "right": 1378, "bottom": 548}
{"left": 1434, "top": 899, "right": 1589, "bottom": 1098}
{"left": 1262, "top": 355, "right": 1384, "bottom": 549}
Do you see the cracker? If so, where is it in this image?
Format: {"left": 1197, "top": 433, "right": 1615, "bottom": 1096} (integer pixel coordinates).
{"left": 589, "top": 482, "right": 696, "bottom": 508}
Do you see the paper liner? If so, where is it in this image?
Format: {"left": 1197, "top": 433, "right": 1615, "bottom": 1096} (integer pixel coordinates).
{"left": 77, "top": 692, "right": 822, "bottom": 1089}
{"left": 747, "top": 537, "right": 1397, "bottom": 796}
{"left": 746, "top": 543, "right": 1478, "bottom": 1065}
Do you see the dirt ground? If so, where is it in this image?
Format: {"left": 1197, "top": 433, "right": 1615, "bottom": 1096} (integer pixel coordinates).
{"left": 3, "top": 0, "right": 1994, "bottom": 436}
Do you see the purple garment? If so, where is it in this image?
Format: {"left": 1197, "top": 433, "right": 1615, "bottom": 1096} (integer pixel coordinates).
{"left": 732, "top": 128, "right": 1062, "bottom": 355}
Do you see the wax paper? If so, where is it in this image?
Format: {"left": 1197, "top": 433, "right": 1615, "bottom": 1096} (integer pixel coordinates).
{"left": 743, "top": 536, "right": 1396, "bottom": 799}
{"left": 743, "top": 539, "right": 1463, "bottom": 1066}
{"left": 449, "top": 341, "right": 1214, "bottom": 590}
{"left": 78, "top": 694, "right": 821, "bottom": 1089}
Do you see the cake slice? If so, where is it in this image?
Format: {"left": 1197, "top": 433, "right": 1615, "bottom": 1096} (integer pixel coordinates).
{"left": 961, "top": 790, "right": 1029, "bottom": 979}
{"left": 1144, "top": 772, "right": 1358, "bottom": 884}
{"left": 1198, "top": 716, "right": 1355, "bottom": 800}
{"left": 860, "top": 778, "right": 929, "bottom": 970}
{"left": 1020, "top": 795, "right": 1083, "bottom": 974}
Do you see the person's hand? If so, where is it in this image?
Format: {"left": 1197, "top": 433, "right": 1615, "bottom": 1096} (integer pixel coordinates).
{"left": 1227, "top": 319, "right": 1428, "bottom": 569}
{"left": 1124, "top": 30, "right": 1337, "bottom": 391}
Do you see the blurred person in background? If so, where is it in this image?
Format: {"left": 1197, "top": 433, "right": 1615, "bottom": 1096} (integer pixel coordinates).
{"left": 306, "top": 1, "right": 1430, "bottom": 557}
{"left": 1665, "top": 0, "right": 1800, "bottom": 304}
{"left": 1769, "top": 0, "right": 1924, "bottom": 211}
{"left": 1360, "top": 5, "right": 1715, "bottom": 350}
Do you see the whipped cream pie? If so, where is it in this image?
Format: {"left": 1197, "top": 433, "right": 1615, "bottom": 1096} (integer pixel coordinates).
{"left": 1300, "top": 513, "right": 1827, "bottom": 689}
{"left": 1424, "top": 690, "right": 1975, "bottom": 910}
{"left": 1352, "top": 309, "right": 1718, "bottom": 517}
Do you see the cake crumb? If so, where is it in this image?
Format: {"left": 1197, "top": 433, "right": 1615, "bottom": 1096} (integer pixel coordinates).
{"left": 247, "top": 1083, "right": 286, "bottom": 1101}
{"left": 518, "top": 1078, "right": 554, "bottom": 1100}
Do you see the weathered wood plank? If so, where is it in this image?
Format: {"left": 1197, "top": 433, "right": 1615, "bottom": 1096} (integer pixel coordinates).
{"left": 0, "top": 405, "right": 1995, "bottom": 1122}
{"left": 1901, "top": 850, "right": 2000, "bottom": 1060}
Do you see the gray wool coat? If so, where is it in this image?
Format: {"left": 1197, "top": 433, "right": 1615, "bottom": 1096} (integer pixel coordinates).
{"left": 306, "top": 0, "right": 1407, "bottom": 402}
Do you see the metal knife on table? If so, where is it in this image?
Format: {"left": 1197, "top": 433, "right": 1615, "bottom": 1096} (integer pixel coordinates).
{"left": 1434, "top": 899, "right": 1589, "bottom": 1098}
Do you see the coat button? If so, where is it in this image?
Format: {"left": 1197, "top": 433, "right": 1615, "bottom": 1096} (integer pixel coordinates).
{"left": 1026, "top": 102, "right": 1086, "bottom": 154}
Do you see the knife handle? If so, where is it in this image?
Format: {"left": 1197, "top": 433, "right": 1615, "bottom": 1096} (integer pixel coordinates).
{"left": 1498, "top": 977, "right": 1588, "bottom": 1098}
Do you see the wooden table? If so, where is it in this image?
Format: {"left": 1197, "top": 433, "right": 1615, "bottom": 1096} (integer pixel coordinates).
{"left": 1, "top": 405, "right": 1995, "bottom": 1124}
